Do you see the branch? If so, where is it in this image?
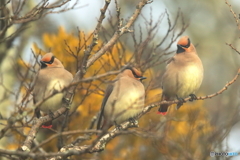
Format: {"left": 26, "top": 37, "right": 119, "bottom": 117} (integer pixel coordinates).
{"left": 21, "top": 107, "right": 68, "bottom": 151}
{"left": 226, "top": 43, "right": 240, "bottom": 55}
{"left": 225, "top": 0, "right": 240, "bottom": 29}
{"left": 21, "top": 0, "right": 152, "bottom": 153}
{"left": 86, "top": 0, "right": 152, "bottom": 68}
{"left": 159, "top": 68, "right": 240, "bottom": 106}
{"left": 31, "top": 130, "right": 99, "bottom": 152}
{"left": 79, "top": 70, "right": 121, "bottom": 83}
{"left": 47, "top": 68, "right": 240, "bottom": 159}
{"left": 80, "top": 0, "right": 111, "bottom": 77}
{"left": 9, "top": 67, "right": 240, "bottom": 157}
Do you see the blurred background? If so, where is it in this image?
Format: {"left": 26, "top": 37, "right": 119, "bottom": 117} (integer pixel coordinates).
{"left": 0, "top": 0, "right": 240, "bottom": 159}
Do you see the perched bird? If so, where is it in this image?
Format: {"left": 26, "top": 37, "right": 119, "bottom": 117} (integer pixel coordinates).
{"left": 158, "top": 36, "right": 203, "bottom": 115}
{"left": 97, "top": 67, "right": 146, "bottom": 131}
{"left": 33, "top": 53, "right": 73, "bottom": 128}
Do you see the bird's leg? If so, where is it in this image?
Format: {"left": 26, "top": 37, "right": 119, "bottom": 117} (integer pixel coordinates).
{"left": 114, "top": 121, "right": 122, "bottom": 130}
{"left": 62, "top": 97, "right": 71, "bottom": 109}
{"left": 128, "top": 117, "right": 138, "bottom": 128}
{"left": 34, "top": 109, "right": 41, "bottom": 126}
{"left": 33, "top": 117, "right": 38, "bottom": 125}
{"left": 176, "top": 95, "right": 185, "bottom": 110}
{"left": 49, "top": 110, "right": 54, "bottom": 119}
{"left": 128, "top": 117, "right": 136, "bottom": 124}
{"left": 35, "top": 108, "right": 41, "bottom": 119}
{"left": 40, "top": 110, "right": 54, "bottom": 129}
{"left": 189, "top": 94, "right": 197, "bottom": 102}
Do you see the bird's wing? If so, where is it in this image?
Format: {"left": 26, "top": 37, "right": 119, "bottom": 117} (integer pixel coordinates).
{"left": 96, "top": 82, "right": 114, "bottom": 130}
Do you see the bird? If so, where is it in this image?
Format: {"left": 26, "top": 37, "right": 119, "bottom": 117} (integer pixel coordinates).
{"left": 96, "top": 66, "right": 146, "bottom": 131}
{"left": 158, "top": 36, "right": 203, "bottom": 115}
{"left": 33, "top": 52, "right": 73, "bottom": 128}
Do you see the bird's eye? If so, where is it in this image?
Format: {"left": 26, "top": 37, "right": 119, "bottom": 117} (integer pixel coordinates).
{"left": 131, "top": 70, "right": 140, "bottom": 78}
{"left": 132, "top": 70, "right": 145, "bottom": 80}
{"left": 43, "top": 56, "right": 55, "bottom": 64}
{"left": 180, "top": 38, "right": 191, "bottom": 48}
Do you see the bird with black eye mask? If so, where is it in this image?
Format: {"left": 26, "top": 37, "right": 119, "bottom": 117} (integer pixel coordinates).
{"left": 97, "top": 66, "right": 146, "bottom": 131}
{"left": 33, "top": 53, "right": 73, "bottom": 128}
{"left": 158, "top": 36, "right": 204, "bottom": 115}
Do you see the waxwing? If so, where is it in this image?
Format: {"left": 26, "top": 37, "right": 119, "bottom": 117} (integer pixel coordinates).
{"left": 158, "top": 36, "right": 203, "bottom": 115}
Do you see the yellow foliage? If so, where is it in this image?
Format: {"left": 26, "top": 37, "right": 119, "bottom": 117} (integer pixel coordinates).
{"left": 6, "top": 144, "right": 19, "bottom": 150}
{"left": 32, "top": 26, "right": 150, "bottom": 150}
{"left": 23, "top": 127, "right": 31, "bottom": 135}
{"left": 31, "top": 27, "right": 212, "bottom": 160}
{"left": 153, "top": 99, "right": 213, "bottom": 159}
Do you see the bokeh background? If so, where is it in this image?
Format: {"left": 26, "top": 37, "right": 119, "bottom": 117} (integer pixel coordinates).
{"left": 0, "top": 0, "right": 240, "bottom": 159}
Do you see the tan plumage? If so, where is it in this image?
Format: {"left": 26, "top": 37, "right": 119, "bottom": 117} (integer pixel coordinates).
{"left": 33, "top": 53, "right": 73, "bottom": 128}
{"left": 97, "top": 67, "right": 146, "bottom": 131}
{"left": 158, "top": 36, "right": 203, "bottom": 115}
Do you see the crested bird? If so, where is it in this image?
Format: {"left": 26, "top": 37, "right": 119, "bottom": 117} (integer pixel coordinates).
{"left": 97, "top": 67, "right": 146, "bottom": 131}
{"left": 158, "top": 36, "right": 203, "bottom": 115}
{"left": 33, "top": 52, "right": 73, "bottom": 128}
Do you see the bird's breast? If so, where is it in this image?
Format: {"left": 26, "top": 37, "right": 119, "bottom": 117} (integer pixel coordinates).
{"left": 48, "top": 79, "right": 66, "bottom": 92}
{"left": 176, "top": 64, "right": 203, "bottom": 97}
{"left": 162, "top": 63, "right": 203, "bottom": 99}
{"left": 36, "top": 79, "right": 67, "bottom": 112}
{"left": 104, "top": 80, "right": 145, "bottom": 124}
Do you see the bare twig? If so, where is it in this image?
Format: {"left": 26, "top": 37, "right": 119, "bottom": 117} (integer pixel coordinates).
{"left": 86, "top": 0, "right": 152, "bottom": 68}
{"left": 226, "top": 43, "right": 240, "bottom": 55}
{"left": 25, "top": 68, "right": 240, "bottom": 159}
{"left": 225, "top": 0, "right": 240, "bottom": 29}
{"left": 21, "top": 0, "right": 152, "bottom": 153}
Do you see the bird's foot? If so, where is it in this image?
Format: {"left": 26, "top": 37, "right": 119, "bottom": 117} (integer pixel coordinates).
{"left": 114, "top": 121, "right": 122, "bottom": 130}
{"left": 129, "top": 117, "right": 136, "bottom": 124}
{"left": 176, "top": 96, "right": 185, "bottom": 110}
{"left": 49, "top": 110, "right": 54, "bottom": 118}
{"left": 189, "top": 94, "right": 197, "bottom": 102}
{"left": 33, "top": 117, "right": 38, "bottom": 125}
{"left": 62, "top": 97, "right": 71, "bottom": 108}
{"left": 128, "top": 118, "right": 138, "bottom": 127}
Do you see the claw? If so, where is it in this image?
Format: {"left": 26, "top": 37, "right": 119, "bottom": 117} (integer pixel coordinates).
{"left": 62, "top": 98, "right": 71, "bottom": 109}
{"left": 176, "top": 95, "right": 185, "bottom": 110}
{"left": 49, "top": 110, "right": 54, "bottom": 118}
{"left": 128, "top": 117, "right": 138, "bottom": 125}
{"left": 114, "top": 121, "right": 122, "bottom": 130}
{"left": 128, "top": 117, "right": 138, "bottom": 127}
{"left": 189, "top": 94, "right": 197, "bottom": 102}
{"left": 128, "top": 117, "right": 136, "bottom": 124}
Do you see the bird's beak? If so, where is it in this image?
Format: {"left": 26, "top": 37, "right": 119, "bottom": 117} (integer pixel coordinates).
{"left": 140, "top": 77, "right": 147, "bottom": 81}
{"left": 40, "top": 61, "right": 47, "bottom": 69}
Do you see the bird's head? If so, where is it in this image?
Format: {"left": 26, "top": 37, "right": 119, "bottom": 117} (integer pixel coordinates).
{"left": 40, "top": 53, "right": 64, "bottom": 69}
{"left": 123, "top": 66, "right": 147, "bottom": 82}
{"left": 177, "top": 36, "right": 195, "bottom": 54}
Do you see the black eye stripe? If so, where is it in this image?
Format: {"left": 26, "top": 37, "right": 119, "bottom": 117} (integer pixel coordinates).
{"left": 124, "top": 66, "right": 141, "bottom": 78}
{"left": 42, "top": 56, "right": 55, "bottom": 64}
{"left": 132, "top": 70, "right": 141, "bottom": 78}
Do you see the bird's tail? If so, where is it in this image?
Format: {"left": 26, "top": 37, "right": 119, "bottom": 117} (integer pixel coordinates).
{"left": 158, "top": 94, "right": 169, "bottom": 115}
{"left": 157, "top": 104, "right": 169, "bottom": 115}
{"left": 42, "top": 121, "right": 53, "bottom": 129}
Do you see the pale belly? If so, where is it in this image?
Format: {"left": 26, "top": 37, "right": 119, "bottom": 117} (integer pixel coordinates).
{"left": 104, "top": 90, "right": 144, "bottom": 125}
{"left": 39, "top": 93, "right": 64, "bottom": 113}
{"left": 163, "top": 65, "right": 203, "bottom": 98}
{"left": 39, "top": 80, "right": 66, "bottom": 112}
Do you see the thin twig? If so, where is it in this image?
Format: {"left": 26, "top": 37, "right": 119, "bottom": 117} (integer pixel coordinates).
{"left": 226, "top": 43, "right": 240, "bottom": 55}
